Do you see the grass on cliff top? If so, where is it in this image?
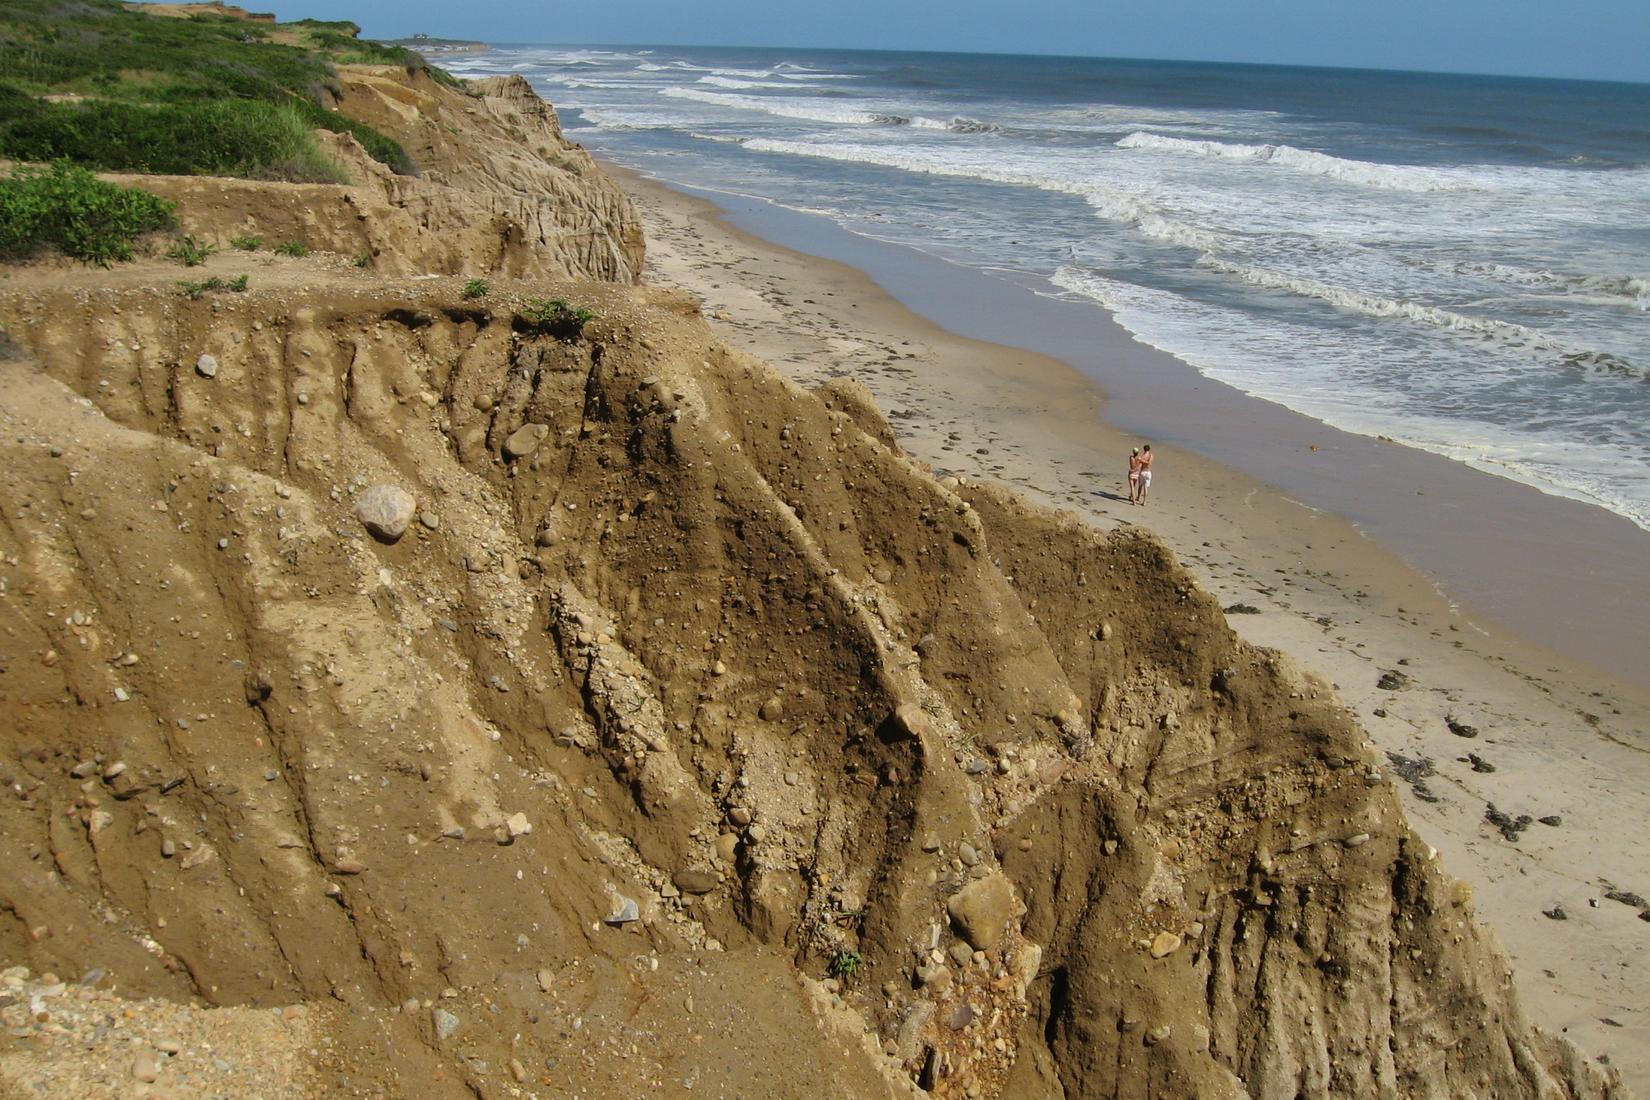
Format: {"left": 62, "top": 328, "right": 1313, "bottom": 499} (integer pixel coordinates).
{"left": 0, "top": 0, "right": 455, "bottom": 181}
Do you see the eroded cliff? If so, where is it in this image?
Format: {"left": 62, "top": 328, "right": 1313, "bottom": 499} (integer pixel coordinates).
{"left": 0, "top": 62, "right": 1627, "bottom": 1100}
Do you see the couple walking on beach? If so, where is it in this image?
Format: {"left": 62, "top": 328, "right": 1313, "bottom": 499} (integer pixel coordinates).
{"left": 1128, "top": 444, "right": 1153, "bottom": 506}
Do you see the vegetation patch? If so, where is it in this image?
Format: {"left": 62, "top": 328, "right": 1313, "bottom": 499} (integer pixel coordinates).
{"left": 519, "top": 297, "right": 595, "bottom": 340}
{"left": 166, "top": 235, "right": 216, "bottom": 267}
{"left": 0, "top": 161, "right": 174, "bottom": 265}
{"left": 180, "top": 273, "right": 250, "bottom": 300}
{"left": 274, "top": 240, "right": 309, "bottom": 257}
{"left": 0, "top": 0, "right": 428, "bottom": 180}
{"left": 462, "top": 278, "right": 489, "bottom": 300}
{"left": 828, "top": 949, "right": 864, "bottom": 982}
{"left": 1, "top": 99, "right": 353, "bottom": 183}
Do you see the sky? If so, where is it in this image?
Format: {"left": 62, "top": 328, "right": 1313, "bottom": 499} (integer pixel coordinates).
{"left": 259, "top": 0, "right": 1649, "bottom": 84}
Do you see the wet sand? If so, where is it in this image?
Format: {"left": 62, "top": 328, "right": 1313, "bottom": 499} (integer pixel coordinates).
{"left": 610, "top": 163, "right": 1650, "bottom": 1089}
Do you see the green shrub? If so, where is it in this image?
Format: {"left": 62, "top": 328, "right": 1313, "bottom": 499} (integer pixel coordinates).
{"left": 274, "top": 240, "right": 308, "bottom": 257}
{"left": 0, "top": 161, "right": 174, "bottom": 264}
{"left": 462, "top": 278, "right": 489, "bottom": 300}
{"left": 521, "top": 297, "right": 595, "bottom": 339}
{"left": 828, "top": 949, "right": 864, "bottom": 982}
{"left": 230, "top": 233, "right": 262, "bottom": 250}
{"left": 179, "top": 273, "right": 249, "bottom": 299}
{"left": 0, "top": 0, "right": 417, "bottom": 177}
{"left": 0, "top": 99, "right": 351, "bottom": 183}
{"left": 166, "top": 234, "right": 215, "bottom": 266}
{"left": 353, "top": 254, "right": 371, "bottom": 268}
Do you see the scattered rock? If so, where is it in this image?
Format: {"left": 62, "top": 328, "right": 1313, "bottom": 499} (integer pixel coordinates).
{"left": 195, "top": 353, "right": 218, "bottom": 379}
{"left": 1148, "top": 932, "right": 1182, "bottom": 958}
{"left": 946, "top": 871, "right": 1015, "bottom": 951}
{"left": 714, "top": 833, "right": 739, "bottom": 863}
{"left": 505, "top": 812, "right": 532, "bottom": 838}
{"left": 354, "top": 485, "right": 416, "bottom": 543}
{"left": 1539, "top": 815, "right": 1562, "bottom": 827}
{"left": 1604, "top": 888, "right": 1648, "bottom": 909}
{"left": 1376, "top": 670, "right": 1409, "bottom": 691}
{"left": 605, "top": 894, "right": 640, "bottom": 925}
{"left": 1223, "top": 603, "right": 1261, "bottom": 615}
{"left": 759, "top": 697, "right": 785, "bottom": 721}
{"left": 913, "top": 963, "right": 951, "bottom": 993}
{"left": 672, "top": 870, "right": 718, "bottom": 895}
{"left": 1467, "top": 752, "right": 1495, "bottom": 773}
{"left": 419, "top": 511, "right": 441, "bottom": 530}
{"left": 132, "top": 1051, "right": 160, "bottom": 1082}
{"left": 1446, "top": 714, "right": 1479, "bottom": 739}
{"left": 503, "top": 422, "right": 549, "bottom": 460}
{"left": 431, "top": 1008, "right": 460, "bottom": 1041}
{"left": 1543, "top": 906, "right": 1568, "bottom": 921}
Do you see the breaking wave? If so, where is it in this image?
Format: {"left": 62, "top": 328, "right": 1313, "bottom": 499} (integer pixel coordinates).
{"left": 659, "top": 87, "right": 905, "bottom": 126}
{"left": 1202, "top": 258, "right": 1644, "bottom": 378}
{"left": 1117, "top": 131, "right": 1480, "bottom": 192}
{"left": 1453, "top": 262, "right": 1650, "bottom": 310}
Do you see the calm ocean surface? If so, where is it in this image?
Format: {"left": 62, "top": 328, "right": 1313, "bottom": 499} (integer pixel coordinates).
{"left": 446, "top": 47, "right": 1650, "bottom": 531}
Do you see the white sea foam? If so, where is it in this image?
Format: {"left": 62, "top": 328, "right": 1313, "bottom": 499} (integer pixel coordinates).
{"left": 659, "top": 87, "right": 906, "bottom": 126}
{"left": 1452, "top": 262, "right": 1650, "bottom": 310}
{"left": 698, "top": 75, "right": 818, "bottom": 90}
{"left": 1199, "top": 257, "right": 1642, "bottom": 378}
{"left": 1117, "top": 131, "right": 1479, "bottom": 192}
{"left": 739, "top": 138, "right": 1230, "bottom": 252}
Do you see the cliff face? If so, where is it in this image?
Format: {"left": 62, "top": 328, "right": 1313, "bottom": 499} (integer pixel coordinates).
{"left": 0, "top": 74, "right": 1626, "bottom": 1100}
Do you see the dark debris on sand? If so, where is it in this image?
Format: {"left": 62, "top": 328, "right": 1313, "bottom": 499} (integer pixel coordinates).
{"left": 1386, "top": 751, "right": 1441, "bottom": 803}
{"left": 1485, "top": 802, "right": 1533, "bottom": 842}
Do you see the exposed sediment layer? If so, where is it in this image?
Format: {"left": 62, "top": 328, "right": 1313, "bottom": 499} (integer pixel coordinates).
{"left": 0, "top": 268, "right": 1624, "bottom": 1096}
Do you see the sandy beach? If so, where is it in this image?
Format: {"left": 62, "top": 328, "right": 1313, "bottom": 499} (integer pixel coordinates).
{"left": 612, "top": 164, "right": 1650, "bottom": 1089}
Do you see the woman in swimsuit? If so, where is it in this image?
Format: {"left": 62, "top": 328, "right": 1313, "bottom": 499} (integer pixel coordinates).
{"left": 1127, "top": 447, "right": 1142, "bottom": 503}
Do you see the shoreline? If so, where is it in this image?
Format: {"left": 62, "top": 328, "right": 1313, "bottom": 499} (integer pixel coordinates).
{"left": 606, "top": 161, "right": 1650, "bottom": 1088}
{"left": 655, "top": 181, "right": 1650, "bottom": 695}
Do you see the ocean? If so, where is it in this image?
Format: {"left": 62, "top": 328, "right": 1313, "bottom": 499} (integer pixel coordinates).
{"left": 443, "top": 47, "right": 1650, "bottom": 532}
